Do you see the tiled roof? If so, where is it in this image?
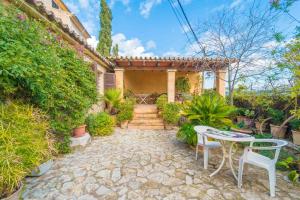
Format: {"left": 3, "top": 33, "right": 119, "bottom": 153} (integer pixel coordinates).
{"left": 111, "top": 56, "right": 236, "bottom": 62}
{"left": 24, "top": 0, "right": 113, "bottom": 67}
{"left": 111, "top": 56, "right": 235, "bottom": 71}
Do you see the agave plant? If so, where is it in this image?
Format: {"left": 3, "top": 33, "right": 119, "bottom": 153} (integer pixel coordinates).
{"left": 102, "top": 89, "right": 121, "bottom": 113}
{"left": 183, "top": 92, "right": 235, "bottom": 128}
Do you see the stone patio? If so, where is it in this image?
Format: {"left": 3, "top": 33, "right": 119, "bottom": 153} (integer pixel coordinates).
{"left": 23, "top": 128, "right": 300, "bottom": 200}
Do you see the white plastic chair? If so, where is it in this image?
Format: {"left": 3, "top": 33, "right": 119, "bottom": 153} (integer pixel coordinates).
{"left": 194, "top": 126, "right": 221, "bottom": 169}
{"left": 237, "top": 139, "right": 288, "bottom": 197}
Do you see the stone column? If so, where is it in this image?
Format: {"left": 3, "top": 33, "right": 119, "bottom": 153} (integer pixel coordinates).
{"left": 115, "top": 68, "right": 124, "bottom": 98}
{"left": 215, "top": 69, "right": 227, "bottom": 97}
{"left": 198, "top": 72, "right": 204, "bottom": 95}
{"left": 167, "top": 69, "right": 177, "bottom": 102}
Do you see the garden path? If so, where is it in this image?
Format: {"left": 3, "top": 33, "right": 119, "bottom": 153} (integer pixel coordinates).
{"left": 23, "top": 128, "right": 300, "bottom": 200}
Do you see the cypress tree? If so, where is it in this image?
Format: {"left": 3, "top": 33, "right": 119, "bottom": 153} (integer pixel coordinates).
{"left": 97, "top": 0, "right": 112, "bottom": 56}
{"left": 112, "top": 44, "right": 119, "bottom": 57}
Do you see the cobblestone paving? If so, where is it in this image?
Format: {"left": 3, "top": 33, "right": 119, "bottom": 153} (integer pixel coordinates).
{"left": 23, "top": 128, "right": 300, "bottom": 200}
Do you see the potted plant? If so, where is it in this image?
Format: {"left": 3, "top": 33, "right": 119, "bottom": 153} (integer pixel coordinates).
{"left": 290, "top": 119, "right": 300, "bottom": 145}
{"left": 72, "top": 116, "right": 87, "bottom": 138}
{"left": 268, "top": 108, "right": 287, "bottom": 138}
{"left": 116, "top": 98, "right": 135, "bottom": 129}
{"left": 162, "top": 103, "right": 180, "bottom": 130}
{"left": 102, "top": 89, "right": 121, "bottom": 114}
{"left": 236, "top": 108, "right": 254, "bottom": 128}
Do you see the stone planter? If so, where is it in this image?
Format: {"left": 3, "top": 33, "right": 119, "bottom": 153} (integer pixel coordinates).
{"left": 270, "top": 124, "right": 287, "bottom": 138}
{"left": 120, "top": 120, "right": 128, "bottom": 129}
{"left": 255, "top": 121, "right": 268, "bottom": 132}
{"left": 29, "top": 159, "right": 53, "bottom": 177}
{"left": 292, "top": 130, "right": 300, "bottom": 145}
{"left": 73, "top": 125, "right": 86, "bottom": 138}
{"left": 2, "top": 182, "right": 23, "bottom": 200}
{"left": 237, "top": 116, "right": 253, "bottom": 128}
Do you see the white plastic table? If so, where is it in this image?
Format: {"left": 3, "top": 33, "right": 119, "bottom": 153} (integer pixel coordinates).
{"left": 203, "top": 129, "right": 255, "bottom": 180}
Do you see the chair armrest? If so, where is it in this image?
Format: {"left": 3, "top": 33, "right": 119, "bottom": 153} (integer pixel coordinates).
{"left": 249, "top": 139, "right": 288, "bottom": 149}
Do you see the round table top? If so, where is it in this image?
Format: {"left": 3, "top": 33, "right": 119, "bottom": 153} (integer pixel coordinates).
{"left": 204, "top": 129, "right": 255, "bottom": 142}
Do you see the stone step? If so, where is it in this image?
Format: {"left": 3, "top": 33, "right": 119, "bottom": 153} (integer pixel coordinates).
{"left": 134, "top": 105, "right": 158, "bottom": 114}
{"left": 134, "top": 113, "right": 158, "bottom": 118}
{"left": 130, "top": 118, "right": 164, "bottom": 124}
{"left": 129, "top": 121, "right": 164, "bottom": 126}
{"left": 128, "top": 124, "right": 165, "bottom": 130}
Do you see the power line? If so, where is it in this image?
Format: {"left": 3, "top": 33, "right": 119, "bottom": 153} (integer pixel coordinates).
{"left": 176, "top": 0, "right": 206, "bottom": 56}
{"left": 167, "top": 0, "right": 195, "bottom": 51}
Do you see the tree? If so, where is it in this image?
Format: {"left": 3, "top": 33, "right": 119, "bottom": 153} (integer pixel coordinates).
{"left": 97, "top": 0, "right": 112, "bottom": 57}
{"left": 112, "top": 44, "right": 119, "bottom": 57}
{"left": 193, "top": 0, "right": 278, "bottom": 105}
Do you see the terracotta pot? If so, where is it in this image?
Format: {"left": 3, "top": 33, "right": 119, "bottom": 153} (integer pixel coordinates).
{"left": 2, "top": 182, "right": 23, "bottom": 200}
{"left": 270, "top": 124, "right": 287, "bottom": 138}
{"left": 292, "top": 130, "right": 300, "bottom": 145}
{"left": 120, "top": 120, "right": 128, "bottom": 129}
{"left": 29, "top": 159, "right": 53, "bottom": 177}
{"left": 237, "top": 116, "right": 253, "bottom": 128}
{"left": 73, "top": 125, "right": 86, "bottom": 138}
{"left": 255, "top": 121, "right": 268, "bottom": 132}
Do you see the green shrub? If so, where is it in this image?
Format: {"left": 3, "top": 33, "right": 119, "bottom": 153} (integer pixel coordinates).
{"left": 268, "top": 108, "right": 285, "bottom": 125}
{"left": 290, "top": 119, "right": 300, "bottom": 130}
{"left": 0, "top": 102, "right": 53, "bottom": 197}
{"left": 116, "top": 98, "right": 135, "bottom": 123}
{"left": 175, "top": 77, "right": 190, "bottom": 93}
{"left": 156, "top": 94, "right": 168, "bottom": 110}
{"left": 162, "top": 103, "right": 180, "bottom": 125}
{"left": 183, "top": 92, "right": 235, "bottom": 128}
{"left": 86, "top": 112, "right": 115, "bottom": 136}
{"left": 0, "top": 3, "right": 98, "bottom": 153}
{"left": 176, "top": 123, "right": 197, "bottom": 146}
{"left": 103, "top": 89, "right": 121, "bottom": 112}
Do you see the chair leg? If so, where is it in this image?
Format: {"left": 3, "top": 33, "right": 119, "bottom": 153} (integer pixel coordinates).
{"left": 204, "top": 147, "right": 209, "bottom": 170}
{"left": 196, "top": 145, "right": 199, "bottom": 160}
{"left": 238, "top": 158, "right": 244, "bottom": 188}
{"left": 268, "top": 167, "right": 276, "bottom": 197}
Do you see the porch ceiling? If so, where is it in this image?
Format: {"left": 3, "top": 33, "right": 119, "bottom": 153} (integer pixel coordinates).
{"left": 111, "top": 56, "right": 236, "bottom": 72}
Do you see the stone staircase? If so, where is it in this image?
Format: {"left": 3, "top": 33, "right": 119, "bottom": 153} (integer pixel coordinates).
{"left": 128, "top": 104, "right": 164, "bottom": 130}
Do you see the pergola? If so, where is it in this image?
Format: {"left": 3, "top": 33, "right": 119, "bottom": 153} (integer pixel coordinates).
{"left": 112, "top": 56, "right": 234, "bottom": 102}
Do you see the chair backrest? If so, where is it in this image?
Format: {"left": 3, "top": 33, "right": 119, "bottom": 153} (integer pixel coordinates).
{"left": 248, "top": 139, "right": 288, "bottom": 162}
{"left": 194, "top": 125, "right": 219, "bottom": 144}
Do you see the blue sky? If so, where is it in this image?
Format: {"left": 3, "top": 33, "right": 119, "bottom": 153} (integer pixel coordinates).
{"left": 64, "top": 0, "right": 300, "bottom": 57}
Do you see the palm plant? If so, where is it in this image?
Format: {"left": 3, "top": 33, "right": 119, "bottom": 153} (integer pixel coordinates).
{"left": 102, "top": 89, "right": 121, "bottom": 113}
{"left": 183, "top": 92, "right": 235, "bottom": 128}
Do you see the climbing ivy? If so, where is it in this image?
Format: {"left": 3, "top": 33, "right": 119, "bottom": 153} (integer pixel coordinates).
{"left": 0, "top": 3, "right": 98, "bottom": 153}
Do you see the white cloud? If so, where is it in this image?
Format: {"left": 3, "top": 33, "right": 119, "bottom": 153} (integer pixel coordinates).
{"left": 79, "top": 0, "right": 90, "bottom": 9}
{"left": 162, "top": 51, "right": 180, "bottom": 57}
{"left": 82, "top": 19, "right": 97, "bottom": 36}
{"left": 146, "top": 40, "right": 156, "bottom": 50}
{"left": 65, "top": 2, "right": 80, "bottom": 14}
{"left": 230, "top": 0, "right": 242, "bottom": 8}
{"left": 182, "top": 24, "right": 191, "bottom": 33}
{"left": 112, "top": 33, "right": 155, "bottom": 57}
{"left": 139, "top": 0, "right": 162, "bottom": 18}
{"left": 110, "top": 0, "right": 130, "bottom": 7}
{"left": 87, "top": 35, "right": 99, "bottom": 50}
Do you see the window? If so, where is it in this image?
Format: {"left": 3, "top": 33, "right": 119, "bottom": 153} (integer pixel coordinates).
{"left": 52, "top": 0, "right": 59, "bottom": 9}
